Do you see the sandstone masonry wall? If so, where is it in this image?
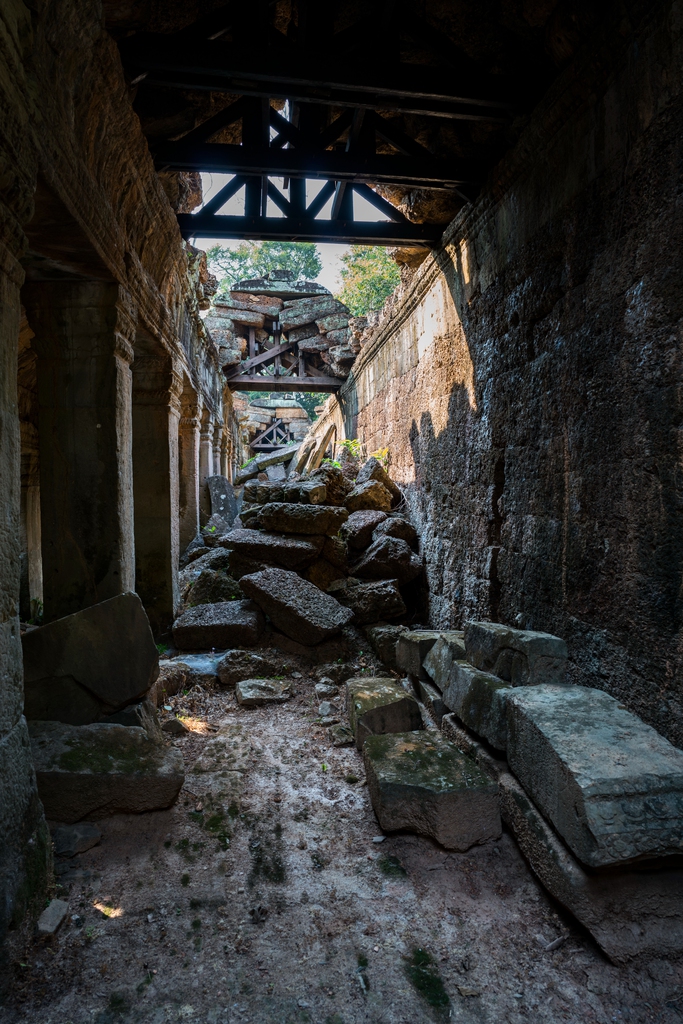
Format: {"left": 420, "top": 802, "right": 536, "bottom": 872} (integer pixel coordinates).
{"left": 330, "top": 0, "right": 683, "bottom": 747}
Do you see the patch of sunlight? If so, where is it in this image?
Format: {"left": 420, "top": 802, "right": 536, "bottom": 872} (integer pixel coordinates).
{"left": 178, "top": 716, "right": 212, "bottom": 735}
{"left": 93, "top": 901, "right": 123, "bottom": 918}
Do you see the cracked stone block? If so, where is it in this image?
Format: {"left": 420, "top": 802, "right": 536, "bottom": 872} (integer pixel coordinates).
{"left": 417, "top": 678, "right": 446, "bottom": 726}
{"left": 52, "top": 823, "right": 101, "bottom": 858}
{"left": 345, "top": 480, "right": 393, "bottom": 513}
{"left": 341, "top": 510, "right": 387, "bottom": 550}
{"left": 235, "top": 678, "right": 292, "bottom": 707}
{"left": 355, "top": 457, "right": 402, "bottom": 506}
{"left": 327, "top": 577, "right": 406, "bottom": 626}
{"left": 422, "top": 633, "right": 466, "bottom": 691}
{"left": 464, "top": 621, "right": 567, "bottom": 686}
{"left": 363, "top": 731, "right": 501, "bottom": 851}
{"left": 104, "top": 699, "right": 164, "bottom": 744}
{"left": 240, "top": 567, "right": 354, "bottom": 645}
{"left": 499, "top": 770, "right": 683, "bottom": 964}
{"left": 351, "top": 535, "right": 422, "bottom": 586}
{"left": 216, "top": 649, "right": 289, "bottom": 688}
{"left": 442, "top": 660, "right": 511, "bottom": 750}
{"left": 346, "top": 677, "right": 422, "bottom": 750}
{"left": 396, "top": 630, "right": 443, "bottom": 679}
{"left": 364, "top": 624, "right": 408, "bottom": 672}
{"left": 219, "top": 529, "right": 324, "bottom": 570}
{"left": 172, "top": 600, "right": 265, "bottom": 651}
{"left": 506, "top": 684, "right": 683, "bottom": 867}
{"left": 29, "top": 721, "right": 184, "bottom": 823}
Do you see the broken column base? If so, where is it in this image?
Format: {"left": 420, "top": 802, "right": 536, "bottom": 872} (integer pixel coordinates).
{"left": 442, "top": 712, "right": 683, "bottom": 964}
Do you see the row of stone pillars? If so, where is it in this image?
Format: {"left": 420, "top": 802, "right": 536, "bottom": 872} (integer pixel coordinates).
{"left": 19, "top": 279, "right": 231, "bottom": 635}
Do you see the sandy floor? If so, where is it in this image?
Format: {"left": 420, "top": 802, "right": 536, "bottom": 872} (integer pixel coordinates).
{"left": 4, "top": 667, "right": 683, "bottom": 1024}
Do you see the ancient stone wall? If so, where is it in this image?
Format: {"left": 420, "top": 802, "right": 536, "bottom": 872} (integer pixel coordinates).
{"left": 329, "top": 0, "right": 683, "bottom": 747}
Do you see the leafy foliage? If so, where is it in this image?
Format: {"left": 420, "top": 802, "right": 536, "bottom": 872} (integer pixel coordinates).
{"left": 335, "top": 245, "right": 400, "bottom": 315}
{"left": 296, "top": 392, "right": 328, "bottom": 419}
{"left": 207, "top": 240, "right": 322, "bottom": 293}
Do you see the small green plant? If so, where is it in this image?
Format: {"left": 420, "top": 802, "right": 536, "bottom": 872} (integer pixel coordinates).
{"left": 370, "top": 446, "right": 390, "bottom": 468}
{"left": 339, "top": 438, "right": 362, "bottom": 458}
{"left": 345, "top": 774, "right": 359, "bottom": 784}
{"left": 378, "top": 855, "right": 406, "bottom": 877}
{"left": 106, "top": 992, "right": 129, "bottom": 1016}
{"left": 28, "top": 598, "right": 44, "bottom": 626}
{"left": 156, "top": 642, "right": 168, "bottom": 655}
{"left": 181, "top": 873, "right": 190, "bottom": 887}
{"left": 321, "top": 458, "right": 342, "bottom": 469}
{"left": 357, "top": 952, "right": 368, "bottom": 969}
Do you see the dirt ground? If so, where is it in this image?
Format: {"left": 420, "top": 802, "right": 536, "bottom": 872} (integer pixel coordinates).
{"left": 4, "top": 660, "right": 683, "bottom": 1024}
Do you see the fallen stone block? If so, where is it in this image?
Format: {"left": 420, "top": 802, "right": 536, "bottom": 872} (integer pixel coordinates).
{"left": 322, "top": 536, "right": 348, "bottom": 571}
{"left": 506, "top": 684, "right": 683, "bottom": 867}
{"left": 307, "top": 464, "right": 354, "bottom": 506}
{"left": 202, "top": 512, "right": 232, "bottom": 546}
{"left": 499, "top": 770, "right": 683, "bottom": 964}
{"left": 172, "top": 600, "right": 265, "bottom": 651}
{"left": 23, "top": 593, "right": 159, "bottom": 725}
{"left": 363, "top": 731, "right": 501, "bottom": 851}
{"left": 417, "top": 679, "right": 446, "bottom": 725}
{"left": 346, "top": 677, "right": 422, "bottom": 750}
{"left": 345, "top": 480, "right": 393, "bottom": 513}
{"left": 226, "top": 551, "right": 273, "bottom": 580}
{"left": 235, "top": 678, "right": 292, "bottom": 707}
{"left": 240, "top": 567, "right": 354, "bottom": 645}
{"left": 364, "top": 624, "right": 407, "bottom": 671}
{"left": 341, "top": 510, "right": 387, "bottom": 550}
{"left": 29, "top": 721, "right": 185, "bottom": 822}
{"left": 216, "top": 649, "right": 290, "bottom": 687}
{"left": 328, "top": 577, "right": 406, "bottom": 626}
{"left": 373, "top": 516, "right": 417, "bottom": 548}
{"left": 442, "top": 661, "right": 511, "bottom": 750}
{"left": 396, "top": 630, "right": 443, "bottom": 678}
{"left": 148, "top": 660, "right": 190, "bottom": 706}
{"left": 167, "top": 653, "right": 222, "bottom": 687}
{"left": 465, "top": 621, "right": 567, "bottom": 685}
{"left": 162, "top": 717, "right": 189, "bottom": 736}
{"left": 279, "top": 296, "right": 346, "bottom": 330}
{"left": 37, "top": 899, "right": 69, "bottom": 936}
{"left": 422, "top": 633, "right": 466, "bottom": 691}
{"left": 355, "top": 456, "right": 402, "bottom": 506}
{"left": 52, "top": 823, "right": 101, "bottom": 858}
{"left": 352, "top": 535, "right": 422, "bottom": 586}
{"left": 206, "top": 475, "right": 238, "bottom": 527}
{"left": 234, "top": 445, "right": 302, "bottom": 485}
{"left": 104, "top": 699, "right": 164, "bottom": 744}
{"left": 219, "top": 528, "right": 323, "bottom": 570}
{"left": 316, "top": 682, "right": 339, "bottom": 699}
{"left": 330, "top": 723, "right": 354, "bottom": 746}
{"left": 185, "top": 569, "right": 242, "bottom": 607}
{"left": 255, "top": 503, "right": 348, "bottom": 536}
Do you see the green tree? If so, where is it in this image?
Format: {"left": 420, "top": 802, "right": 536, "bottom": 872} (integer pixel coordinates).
{"left": 207, "top": 240, "right": 322, "bottom": 293}
{"left": 335, "top": 245, "right": 400, "bottom": 316}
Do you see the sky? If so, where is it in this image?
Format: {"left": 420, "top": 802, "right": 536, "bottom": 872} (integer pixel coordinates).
{"left": 188, "top": 172, "right": 389, "bottom": 293}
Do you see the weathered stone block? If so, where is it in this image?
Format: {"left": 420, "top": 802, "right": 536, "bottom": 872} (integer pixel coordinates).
{"left": 442, "top": 660, "right": 511, "bottom": 750}
{"left": 417, "top": 679, "right": 446, "bottom": 725}
{"left": 255, "top": 503, "right": 348, "bottom": 536}
{"left": 52, "top": 822, "right": 101, "bottom": 858}
{"left": 235, "top": 678, "right": 292, "bottom": 707}
{"left": 104, "top": 699, "right": 164, "bottom": 744}
{"left": 216, "top": 649, "right": 289, "bottom": 688}
{"left": 465, "top": 621, "right": 567, "bottom": 685}
{"left": 364, "top": 624, "right": 407, "bottom": 671}
{"left": 345, "top": 480, "right": 393, "bottom": 513}
{"left": 346, "top": 677, "right": 422, "bottom": 750}
{"left": 355, "top": 457, "right": 402, "bottom": 506}
{"left": 37, "top": 899, "right": 69, "bottom": 936}
{"left": 185, "top": 569, "right": 242, "bottom": 607}
{"left": 322, "top": 536, "right": 348, "bottom": 571}
{"left": 305, "top": 558, "right": 346, "bottom": 591}
{"left": 396, "top": 630, "right": 443, "bottom": 678}
{"left": 206, "top": 475, "right": 238, "bottom": 526}
{"left": 172, "top": 600, "right": 265, "bottom": 651}
{"left": 422, "top": 633, "right": 466, "bottom": 691}
{"left": 219, "top": 528, "right": 324, "bottom": 569}
{"left": 499, "top": 771, "right": 683, "bottom": 964}
{"left": 240, "top": 567, "right": 354, "bottom": 645}
{"left": 352, "top": 535, "right": 422, "bottom": 586}
{"left": 23, "top": 593, "right": 159, "bottom": 724}
{"left": 373, "top": 516, "right": 417, "bottom": 547}
{"left": 29, "top": 721, "right": 184, "bottom": 823}
{"left": 328, "top": 577, "right": 406, "bottom": 626}
{"left": 279, "top": 296, "right": 346, "bottom": 330}
{"left": 363, "top": 731, "right": 501, "bottom": 850}
{"left": 506, "top": 685, "right": 683, "bottom": 867}
{"left": 341, "top": 510, "right": 387, "bottom": 549}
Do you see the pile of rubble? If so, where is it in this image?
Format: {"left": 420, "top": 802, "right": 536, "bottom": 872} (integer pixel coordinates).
{"left": 204, "top": 271, "right": 368, "bottom": 380}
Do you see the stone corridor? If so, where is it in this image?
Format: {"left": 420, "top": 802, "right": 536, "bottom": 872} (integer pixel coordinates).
{"left": 4, "top": 2, "right": 683, "bottom": 1022}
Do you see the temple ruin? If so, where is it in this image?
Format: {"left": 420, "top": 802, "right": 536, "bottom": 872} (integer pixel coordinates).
{"left": 2, "top": 2, "right": 683, "bottom": 1021}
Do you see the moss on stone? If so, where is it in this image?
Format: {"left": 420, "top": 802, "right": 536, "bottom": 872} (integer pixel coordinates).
{"left": 364, "top": 732, "right": 493, "bottom": 793}
{"left": 57, "top": 733, "right": 159, "bottom": 775}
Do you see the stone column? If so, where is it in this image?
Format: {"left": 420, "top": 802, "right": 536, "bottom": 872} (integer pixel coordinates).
{"left": 178, "top": 392, "right": 202, "bottom": 554}
{"left": 213, "top": 423, "right": 223, "bottom": 476}
{"left": 0, "top": 238, "right": 50, "bottom": 951}
{"left": 199, "top": 411, "right": 214, "bottom": 524}
{"left": 220, "top": 432, "right": 229, "bottom": 478}
{"left": 132, "top": 343, "right": 182, "bottom": 634}
{"left": 23, "top": 281, "right": 136, "bottom": 623}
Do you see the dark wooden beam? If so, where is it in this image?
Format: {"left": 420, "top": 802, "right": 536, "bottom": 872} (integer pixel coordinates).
{"left": 178, "top": 212, "right": 441, "bottom": 246}
{"left": 226, "top": 340, "right": 298, "bottom": 376}
{"left": 227, "top": 375, "right": 341, "bottom": 393}
{"left": 153, "top": 142, "right": 478, "bottom": 189}
{"left": 121, "top": 39, "right": 514, "bottom": 121}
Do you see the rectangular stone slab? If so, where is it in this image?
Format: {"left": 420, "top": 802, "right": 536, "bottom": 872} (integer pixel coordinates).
{"left": 240, "top": 567, "right": 354, "bottom": 645}
{"left": 442, "top": 660, "right": 511, "bottom": 750}
{"left": 363, "top": 731, "right": 501, "bottom": 851}
{"left": 346, "top": 677, "right": 423, "bottom": 750}
{"left": 417, "top": 678, "right": 446, "bottom": 726}
{"left": 218, "top": 529, "right": 324, "bottom": 569}
{"left": 395, "top": 630, "right": 444, "bottom": 678}
{"left": 506, "top": 685, "right": 683, "bottom": 867}
{"left": 29, "top": 721, "right": 184, "bottom": 823}
{"left": 172, "top": 600, "right": 265, "bottom": 651}
{"left": 422, "top": 632, "right": 466, "bottom": 691}
{"left": 254, "top": 503, "right": 348, "bottom": 537}
{"left": 465, "top": 621, "right": 567, "bottom": 685}
{"left": 499, "top": 771, "right": 683, "bottom": 964}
